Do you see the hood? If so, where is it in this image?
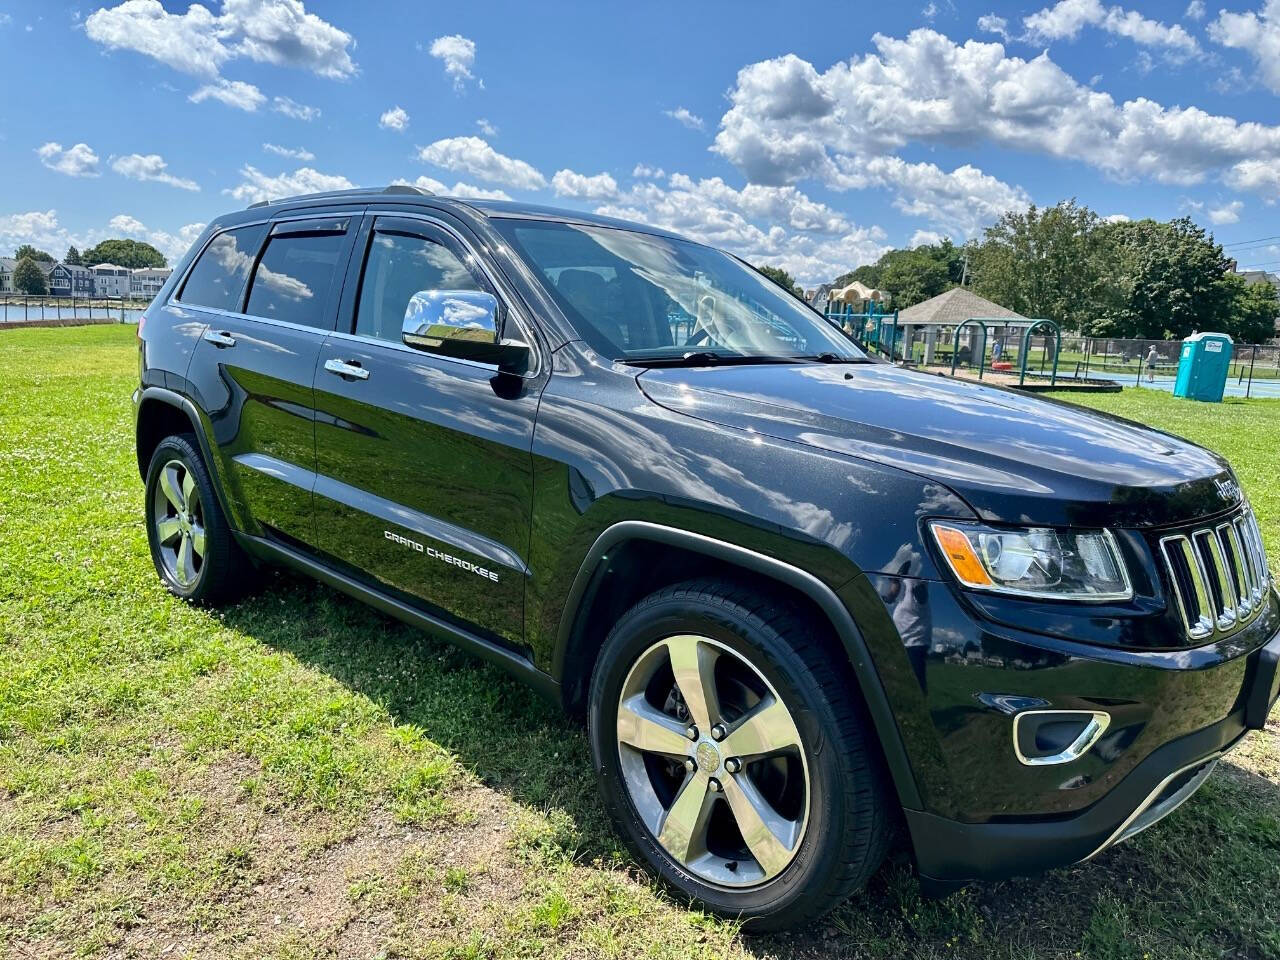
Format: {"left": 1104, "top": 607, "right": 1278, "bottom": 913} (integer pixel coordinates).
{"left": 637, "top": 363, "right": 1239, "bottom": 528}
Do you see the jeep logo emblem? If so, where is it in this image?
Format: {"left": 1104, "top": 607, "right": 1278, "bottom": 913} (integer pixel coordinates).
{"left": 1214, "top": 477, "right": 1241, "bottom": 503}
{"left": 695, "top": 741, "right": 721, "bottom": 774}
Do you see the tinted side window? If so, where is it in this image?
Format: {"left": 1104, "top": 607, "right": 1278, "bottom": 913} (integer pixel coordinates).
{"left": 355, "top": 231, "right": 485, "bottom": 342}
{"left": 179, "top": 224, "right": 266, "bottom": 311}
{"left": 245, "top": 231, "right": 347, "bottom": 328}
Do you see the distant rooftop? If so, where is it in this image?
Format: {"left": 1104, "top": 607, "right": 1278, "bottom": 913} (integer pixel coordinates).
{"left": 897, "top": 287, "right": 1030, "bottom": 327}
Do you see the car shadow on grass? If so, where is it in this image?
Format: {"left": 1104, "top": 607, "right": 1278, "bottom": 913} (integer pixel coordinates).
{"left": 221, "top": 567, "right": 1280, "bottom": 960}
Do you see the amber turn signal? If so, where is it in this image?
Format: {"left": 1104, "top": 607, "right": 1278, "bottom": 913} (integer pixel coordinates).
{"left": 930, "top": 524, "right": 995, "bottom": 587}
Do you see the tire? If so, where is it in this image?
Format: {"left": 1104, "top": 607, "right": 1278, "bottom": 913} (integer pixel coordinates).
{"left": 144, "top": 434, "right": 246, "bottom": 605}
{"left": 587, "top": 578, "right": 892, "bottom": 930}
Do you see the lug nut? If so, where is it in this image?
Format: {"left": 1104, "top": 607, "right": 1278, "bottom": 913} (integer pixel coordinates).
{"left": 707, "top": 778, "right": 721, "bottom": 793}
{"left": 725, "top": 757, "right": 741, "bottom": 774}
{"left": 684, "top": 758, "right": 696, "bottom": 772}
{"left": 711, "top": 724, "right": 727, "bottom": 741}
{"left": 685, "top": 725, "right": 698, "bottom": 741}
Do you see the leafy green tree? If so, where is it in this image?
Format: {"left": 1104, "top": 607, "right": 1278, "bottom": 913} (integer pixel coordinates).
{"left": 832, "top": 239, "right": 962, "bottom": 307}
{"left": 1215, "top": 273, "right": 1279, "bottom": 344}
{"left": 756, "top": 264, "right": 802, "bottom": 297}
{"left": 832, "top": 264, "right": 883, "bottom": 289}
{"left": 968, "top": 200, "right": 1116, "bottom": 331}
{"left": 80, "top": 238, "right": 166, "bottom": 269}
{"left": 64, "top": 245, "right": 82, "bottom": 266}
{"left": 880, "top": 243, "right": 962, "bottom": 307}
{"left": 1090, "top": 217, "right": 1230, "bottom": 339}
{"left": 13, "top": 244, "right": 54, "bottom": 263}
{"left": 13, "top": 257, "right": 48, "bottom": 295}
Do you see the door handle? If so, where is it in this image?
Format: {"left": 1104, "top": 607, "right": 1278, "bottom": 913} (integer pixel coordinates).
{"left": 203, "top": 329, "right": 236, "bottom": 348}
{"left": 324, "top": 357, "right": 370, "bottom": 381}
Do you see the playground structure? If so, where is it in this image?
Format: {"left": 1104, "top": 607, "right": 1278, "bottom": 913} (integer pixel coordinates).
{"left": 820, "top": 289, "right": 1278, "bottom": 397}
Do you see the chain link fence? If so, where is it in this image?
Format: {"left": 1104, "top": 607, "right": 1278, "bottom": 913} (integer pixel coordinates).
{"left": 837, "top": 312, "right": 1280, "bottom": 398}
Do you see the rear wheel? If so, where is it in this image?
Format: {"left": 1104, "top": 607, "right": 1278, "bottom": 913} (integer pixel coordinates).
{"left": 144, "top": 434, "right": 246, "bottom": 605}
{"left": 588, "top": 579, "right": 892, "bottom": 930}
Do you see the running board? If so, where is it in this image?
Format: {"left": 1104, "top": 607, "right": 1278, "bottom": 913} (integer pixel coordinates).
{"left": 235, "top": 532, "right": 560, "bottom": 704}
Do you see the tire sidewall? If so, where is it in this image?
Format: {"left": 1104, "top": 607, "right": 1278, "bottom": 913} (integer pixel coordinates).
{"left": 588, "top": 593, "right": 852, "bottom": 921}
{"left": 144, "top": 436, "right": 217, "bottom": 602}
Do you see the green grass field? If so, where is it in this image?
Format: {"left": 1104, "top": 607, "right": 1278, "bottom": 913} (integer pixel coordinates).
{"left": 1, "top": 324, "right": 1277, "bottom": 959}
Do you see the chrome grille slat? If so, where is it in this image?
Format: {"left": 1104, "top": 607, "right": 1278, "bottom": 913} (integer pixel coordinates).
{"left": 1217, "top": 523, "right": 1251, "bottom": 618}
{"left": 1160, "top": 507, "right": 1271, "bottom": 640}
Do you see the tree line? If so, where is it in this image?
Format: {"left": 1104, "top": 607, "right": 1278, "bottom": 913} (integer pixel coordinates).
{"left": 758, "top": 200, "right": 1278, "bottom": 343}
{"left": 5, "top": 239, "right": 167, "bottom": 296}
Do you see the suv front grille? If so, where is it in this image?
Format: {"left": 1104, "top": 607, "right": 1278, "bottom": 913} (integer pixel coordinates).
{"left": 1159, "top": 507, "right": 1271, "bottom": 640}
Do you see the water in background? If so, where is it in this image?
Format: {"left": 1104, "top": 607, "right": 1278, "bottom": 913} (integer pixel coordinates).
{"left": 0, "top": 301, "right": 145, "bottom": 325}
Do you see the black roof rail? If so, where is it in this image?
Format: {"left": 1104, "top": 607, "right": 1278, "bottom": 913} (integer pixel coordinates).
{"left": 246, "top": 183, "right": 434, "bottom": 210}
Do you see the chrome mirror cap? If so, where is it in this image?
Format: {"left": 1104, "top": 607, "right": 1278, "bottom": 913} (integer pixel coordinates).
{"left": 402, "top": 289, "right": 499, "bottom": 349}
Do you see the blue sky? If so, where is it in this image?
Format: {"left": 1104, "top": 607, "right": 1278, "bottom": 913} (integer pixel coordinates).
{"left": 3, "top": 0, "right": 1280, "bottom": 283}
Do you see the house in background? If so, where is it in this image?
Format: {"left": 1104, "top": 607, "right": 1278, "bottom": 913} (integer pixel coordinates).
{"left": 0, "top": 257, "right": 56, "bottom": 294}
{"left": 1233, "top": 268, "right": 1280, "bottom": 289}
{"left": 91, "top": 263, "right": 132, "bottom": 297}
{"left": 130, "top": 266, "right": 172, "bottom": 299}
{"left": 48, "top": 262, "right": 96, "bottom": 297}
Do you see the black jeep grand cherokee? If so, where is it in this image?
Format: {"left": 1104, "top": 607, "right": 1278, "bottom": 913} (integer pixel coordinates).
{"left": 134, "top": 185, "right": 1279, "bottom": 929}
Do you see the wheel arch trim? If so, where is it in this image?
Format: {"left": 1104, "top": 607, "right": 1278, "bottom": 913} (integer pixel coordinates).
{"left": 553, "top": 520, "right": 923, "bottom": 810}
{"left": 135, "top": 386, "right": 237, "bottom": 526}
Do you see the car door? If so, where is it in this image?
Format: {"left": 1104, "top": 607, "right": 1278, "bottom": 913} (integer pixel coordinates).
{"left": 311, "top": 213, "right": 543, "bottom": 648}
{"left": 182, "top": 212, "right": 358, "bottom": 549}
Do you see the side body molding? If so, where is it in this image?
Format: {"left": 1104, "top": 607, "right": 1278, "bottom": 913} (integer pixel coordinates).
{"left": 553, "top": 520, "right": 923, "bottom": 811}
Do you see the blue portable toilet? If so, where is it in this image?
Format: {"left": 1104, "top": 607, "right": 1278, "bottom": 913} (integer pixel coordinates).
{"left": 1173, "top": 332, "right": 1234, "bottom": 402}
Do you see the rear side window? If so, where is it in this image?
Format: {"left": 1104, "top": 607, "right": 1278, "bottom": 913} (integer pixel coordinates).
{"left": 245, "top": 228, "right": 347, "bottom": 328}
{"left": 355, "top": 230, "right": 486, "bottom": 342}
{"left": 178, "top": 224, "right": 266, "bottom": 311}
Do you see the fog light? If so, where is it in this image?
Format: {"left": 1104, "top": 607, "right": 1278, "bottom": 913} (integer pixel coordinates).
{"left": 1013, "top": 710, "right": 1110, "bottom": 766}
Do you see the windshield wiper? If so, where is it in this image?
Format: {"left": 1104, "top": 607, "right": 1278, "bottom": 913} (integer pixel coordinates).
{"left": 798, "top": 352, "right": 874, "bottom": 364}
{"left": 622, "top": 351, "right": 806, "bottom": 368}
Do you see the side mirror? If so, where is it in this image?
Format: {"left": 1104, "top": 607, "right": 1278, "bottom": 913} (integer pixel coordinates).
{"left": 402, "top": 289, "right": 530, "bottom": 374}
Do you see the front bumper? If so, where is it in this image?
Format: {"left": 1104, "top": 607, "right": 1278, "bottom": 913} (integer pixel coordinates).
{"left": 907, "top": 624, "right": 1280, "bottom": 884}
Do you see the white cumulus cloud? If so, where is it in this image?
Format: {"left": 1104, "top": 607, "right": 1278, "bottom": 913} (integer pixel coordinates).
{"left": 1208, "top": 200, "right": 1244, "bottom": 224}
{"left": 1023, "top": 0, "right": 1200, "bottom": 56}
{"left": 225, "top": 164, "right": 354, "bottom": 204}
{"left": 85, "top": 0, "right": 355, "bottom": 79}
{"left": 189, "top": 77, "right": 265, "bottom": 111}
{"left": 263, "top": 142, "right": 315, "bottom": 161}
{"left": 110, "top": 153, "right": 200, "bottom": 191}
{"left": 551, "top": 169, "right": 619, "bottom": 200}
{"left": 0, "top": 210, "right": 63, "bottom": 251}
{"left": 1210, "top": 1, "right": 1280, "bottom": 93}
{"left": 379, "top": 105, "right": 410, "bottom": 132}
{"left": 36, "top": 142, "right": 100, "bottom": 178}
{"left": 108, "top": 214, "right": 147, "bottom": 235}
{"left": 977, "top": 13, "right": 1010, "bottom": 38}
{"left": 429, "top": 34, "right": 477, "bottom": 90}
{"left": 398, "top": 176, "right": 512, "bottom": 201}
{"left": 417, "top": 136, "right": 546, "bottom": 190}
{"left": 711, "top": 32, "right": 1280, "bottom": 201}
{"left": 272, "top": 95, "right": 320, "bottom": 120}
{"left": 665, "top": 107, "right": 704, "bottom": 130}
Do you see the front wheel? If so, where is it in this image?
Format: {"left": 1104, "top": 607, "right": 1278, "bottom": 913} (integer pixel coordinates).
{"left": 587, "top": 579, "right": 892, "bottom": 930}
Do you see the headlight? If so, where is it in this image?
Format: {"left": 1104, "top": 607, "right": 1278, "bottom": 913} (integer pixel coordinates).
{"left": 929, "top": 522, "right": 1132, "bottom": 601}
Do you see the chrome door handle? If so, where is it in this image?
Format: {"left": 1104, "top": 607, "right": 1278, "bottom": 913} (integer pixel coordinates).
{"left": 203, "top": 329, "right": 236, "bottom": 348}
{"left": 324, "top": 357, "right": 370, "bottom": 380}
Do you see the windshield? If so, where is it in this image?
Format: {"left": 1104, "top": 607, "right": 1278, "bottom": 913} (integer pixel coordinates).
{"left": 492, "top": 218, "right": 865, "bottom": 363}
